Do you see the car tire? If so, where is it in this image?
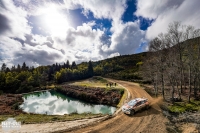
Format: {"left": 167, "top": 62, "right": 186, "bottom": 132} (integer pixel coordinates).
{"left": 130, "top": 109, "right": 135, "bottom": 115}
{"left": 145, "top": 105, "right": 150, "bottom": 110}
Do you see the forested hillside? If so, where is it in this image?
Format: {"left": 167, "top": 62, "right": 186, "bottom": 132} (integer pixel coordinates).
{"left": 0, "top": 51, "right": 146, "bottom": 94}
{"left": 92, "top": 52, "right": 146, "bottom": 81}
{"left": 0, "top": 60, "right": 94, "bottom": 94}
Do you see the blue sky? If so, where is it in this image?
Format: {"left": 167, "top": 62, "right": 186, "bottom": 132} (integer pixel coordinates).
{"left": 0, "top": 0, "right": 200, "bottom": 67}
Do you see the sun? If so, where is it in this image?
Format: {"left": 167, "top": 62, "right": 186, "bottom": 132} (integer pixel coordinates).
{"left": 41, "top": 6, "right": 70, "bottom": 37}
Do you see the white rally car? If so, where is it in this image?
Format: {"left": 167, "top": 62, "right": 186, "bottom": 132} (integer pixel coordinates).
{"left": 122, "top": 98, "right": 150, "bottom": 115}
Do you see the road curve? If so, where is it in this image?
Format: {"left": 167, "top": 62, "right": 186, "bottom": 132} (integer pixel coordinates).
{"left": 66, "top": 80, "right": 168, "bottom": 133}
{"left": 0, "top": 80, "right": 168, "bottom": 133}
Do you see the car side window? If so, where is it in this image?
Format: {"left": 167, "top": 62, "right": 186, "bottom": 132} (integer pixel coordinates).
{"left": 136, "top": 101, "right": 141, "bottom": 106}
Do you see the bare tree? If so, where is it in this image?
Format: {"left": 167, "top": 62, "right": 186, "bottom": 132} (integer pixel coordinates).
{"left": 168, "top": 21, "right": 185, "bottom": 93}
{"left": 143, "top": 21, "right": 200, "bottom": 102}
{"left": 142, "top": 52, "right": 159, "bottom": 97}
{"left": 148, "top": 35, "right": 168, "bottom": 100}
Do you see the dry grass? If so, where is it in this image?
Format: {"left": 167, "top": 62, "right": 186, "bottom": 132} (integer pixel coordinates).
{"left": 0, "top": 113, "right": 105, "bottom": 124}
{"left": 70, "top": 76, "right": 123, "bottom": 90}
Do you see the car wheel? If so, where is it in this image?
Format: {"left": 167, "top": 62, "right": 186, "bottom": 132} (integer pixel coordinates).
{"left": 130, "top": 109, "right": 135, "bottom": 115}
{"left": 145, "top": 105, "right": 150, "bottom": 110}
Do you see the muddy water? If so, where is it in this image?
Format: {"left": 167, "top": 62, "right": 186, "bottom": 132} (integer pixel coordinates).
{"left": 20, "top": 90, "right": 116, "bottom": 115}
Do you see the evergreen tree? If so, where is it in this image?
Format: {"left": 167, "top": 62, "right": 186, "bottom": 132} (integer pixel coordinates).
{"left": 11, "top": 65, "right": 16, "bottom": 72}
{"left": 17, "top": 64, "right": 21, "bottom": 72}
{"left": 88, "top": 61, "right": 93, "bottom": 77}
{"left": 1, "top": 63, "right": 6, "bottom": 72}
{"left": 22, "top": 62, "right": 27, "bottom": 71}
{"left": 66, "top": 60, "right": 70, "bottom": 68}
{"left": 71, "top": 61, "right": 77, "bottom": 69}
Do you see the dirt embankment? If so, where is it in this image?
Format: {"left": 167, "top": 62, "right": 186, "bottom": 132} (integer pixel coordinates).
{"left": 0, "top": 94, "right": 23, "bottom": 115}
{"left": 57, "top": 84, "right": 123, "bottom": 107}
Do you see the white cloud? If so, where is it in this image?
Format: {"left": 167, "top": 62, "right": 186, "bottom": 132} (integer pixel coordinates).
{"left": 63, "top": 0, "right": 127, "bottom": 22}
{"left": 59, "top": 22, "right": 105, "bottom": 62}
{"left": 0, "top": 0, "right": 147, "bottom": 67}
{"left": 135, "top": 0, "right": 183, "bottom": 19}
{"left": 109, "top": 21, "right": 145, "bottom": 54}
{"left": 135, "top": 0, "right": 200, "bottom": 40}
{"left": 0, "top": 0, "right": 31, "bottom": 39}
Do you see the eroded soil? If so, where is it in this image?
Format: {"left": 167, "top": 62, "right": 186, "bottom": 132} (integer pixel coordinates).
{"left": 0, "top": 94, "right": 23, "bottom": 115}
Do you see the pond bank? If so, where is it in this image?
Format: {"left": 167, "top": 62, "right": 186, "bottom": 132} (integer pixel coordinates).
{"left": 0, "top": 94, "right": 23, "bottom": 115}
{"left": 56, "top": 84, "right": 124, "bottom": 107}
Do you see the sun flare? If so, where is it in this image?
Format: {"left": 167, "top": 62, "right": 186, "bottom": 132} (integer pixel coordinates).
{"left": 41, "top": 6, "right": 69, "bottom": 37}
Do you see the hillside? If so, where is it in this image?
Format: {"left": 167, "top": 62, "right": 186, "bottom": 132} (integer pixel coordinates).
{"left": 78, "top": 52, "right": 147, "bottom": 82}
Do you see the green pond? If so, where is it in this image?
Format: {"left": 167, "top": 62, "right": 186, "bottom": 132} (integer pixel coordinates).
{"left": 20, "top": 90, "right": 116, "bottom": 115}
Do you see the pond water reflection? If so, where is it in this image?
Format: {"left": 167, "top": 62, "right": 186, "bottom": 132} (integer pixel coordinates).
{"left": 20, "top": 90, "right": 116, "bottom": 115}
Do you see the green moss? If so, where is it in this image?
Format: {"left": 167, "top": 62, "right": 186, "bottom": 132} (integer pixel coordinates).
{"left": 168, "top": 101, "right": 200, "bottom": 113}
{"left": 168, "top": 105, "right": 186, "bottom": 113}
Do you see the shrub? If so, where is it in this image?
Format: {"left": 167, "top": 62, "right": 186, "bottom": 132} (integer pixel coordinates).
{"left": 12, "top": 102, "right": 19, "bottom": 110}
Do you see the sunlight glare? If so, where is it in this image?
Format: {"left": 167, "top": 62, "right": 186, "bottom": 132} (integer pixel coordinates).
{"left": 41, "top": 6, "right": 69, "bottom": 37}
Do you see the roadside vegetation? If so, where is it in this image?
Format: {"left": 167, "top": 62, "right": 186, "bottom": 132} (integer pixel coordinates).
{"left": 0, "top": 113, "right": 104, "bottom": 124}
{"left": 168, "top": 100, "right": 200, "bottom": 113}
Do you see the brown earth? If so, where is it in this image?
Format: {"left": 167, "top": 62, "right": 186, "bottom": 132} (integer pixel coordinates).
{"left": 57, "top": 84, "right": 123, "bottom": 107}
{"left": 0, "top": 94, "right": 23, "bottom": 115}
{"left": 65, "top": 79, "right": 168, "bottom": 133}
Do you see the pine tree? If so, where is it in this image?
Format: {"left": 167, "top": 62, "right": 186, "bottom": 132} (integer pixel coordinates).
{"left": 88, "top": 61, "right": 93, "bottom": 77}
{"left": 1, "top": 63, "right": 6, "bottom": 72}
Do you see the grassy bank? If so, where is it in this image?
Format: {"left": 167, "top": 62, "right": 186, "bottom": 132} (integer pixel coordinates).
{"left": 168, "top": 100, "right": 200, "bottom": 113}
{"left": 71, "top": 76, "right": 112, "bottom": 88}
{"left": 0, "top": 113, "right": 105, "bottom": 124}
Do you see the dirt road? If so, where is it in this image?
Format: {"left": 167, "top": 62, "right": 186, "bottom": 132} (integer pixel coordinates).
{"left": 66, "top": 80, "right": 168, "bottom": 133}
{"left": 0, "top": 80, "right": 168, "bottom": 133}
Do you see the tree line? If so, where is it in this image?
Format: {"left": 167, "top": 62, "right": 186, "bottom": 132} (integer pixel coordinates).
{"left": 0, "top": 51, "right": 145, "bottom": 94}
{"left": 92, "top": 53, "right": 145, "bottom": 80}
{"left": 0, "top": 60, "right": 93, "bottom": 94}
{"left": 142, "top": 21, "right": 200, "bottom": 102}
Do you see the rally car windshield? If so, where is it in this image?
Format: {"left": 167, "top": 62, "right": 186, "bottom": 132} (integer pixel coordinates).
{"left": 128, "top": 100, "right": 137, "bottom": 106}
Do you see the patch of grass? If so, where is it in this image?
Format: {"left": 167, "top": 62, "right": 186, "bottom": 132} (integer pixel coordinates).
{"left": 190, "top": 100, "right": 200, "bottom": 106}
{"left": 92, "top": 76, "right": 108, "bottom": 83}
{"left": 168, "top": 105, "right": 186, "bottom": 113}
{"left": 46, "top": 84, "right": 56, "bottom": 89}
{"left": 168, "top": 101, "right": 200, "bottom": 113}
{"left": 0, "top": 113, "right": 105, "bottom": 124}
{"left": 71, "top": 77, "right": 121, "bottom": 89}
{"left": 117, "top": 89, "right": 127, "bottom": 108}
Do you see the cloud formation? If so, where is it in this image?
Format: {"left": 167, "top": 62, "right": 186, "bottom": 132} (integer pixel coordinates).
{"left": 1, "top": 0, "right": 140, "bottom": 67}
{"left": 1, "top": 0, "right": 200, "bottom": 67}
{"left": 135, "top": 0, "right": 200, "bottom": 40}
